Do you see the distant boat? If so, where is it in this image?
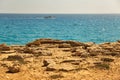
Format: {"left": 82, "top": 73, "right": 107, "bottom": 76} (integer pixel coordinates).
{"left": 44, "top": 16, "right": 56, "bottom": 19}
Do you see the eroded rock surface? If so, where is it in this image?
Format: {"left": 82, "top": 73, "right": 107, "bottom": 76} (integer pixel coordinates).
{"left": 0, "top": 38, "right": 120, "bottom": 80}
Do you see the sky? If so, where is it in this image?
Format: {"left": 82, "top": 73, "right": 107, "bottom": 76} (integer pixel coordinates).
{"left": 0, "top": 0, "right": 120, "bottom": 14}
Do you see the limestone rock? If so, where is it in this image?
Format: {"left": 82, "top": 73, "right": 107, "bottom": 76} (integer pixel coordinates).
{"left": 39, "top": 39, "right": 62, "bottom": 44}
{"left": 62, "top": 48, "right": 71, "bottom": 52}
{"left": 43, "top": 59, "right": 56, "bottom": 67}
{"left": 42, "top": 52, "right": 52, "bottom": 56}
{"left": 59, "top": 64, "right": 78, "bottom": 72}
{"left": 84, "top": 42, "right": 95, "bottom": 47}
{"left": 1, "top": 50, "right": 15, "bottom": 54}
{"left": 46, "top": 64, "right": 58, "bottom": 71}
{"left": 8, "top": 63, "right": 21, "bottom": 73}
{"left": 46, "top": 64, "right": 79, "bottom": 72}
{"left": 34, "top": 51, "right": 52, "bottom": 57}
{"left": 71, "top": 47, "right": 77, "bottom": 52}
{"left": 26, "top": 38, "right": 86, "bottom": 47}
{"left": 72, "top": 50, "right": 89, "bottom": 57}
{"left": 0, "top": 44, "right": 11, "bottom": 51}
{"left": 23, "top": 47, "right": 34, "bottom": 54}
{"left": 58, "top": 43, "right": 71, "bottom": 48}
{"left": 50, "top": 74, "right": 64, "bottom": 79}
{"left": 26, "top": 39, "right": 62, "bottom": 47}
{"left": 26, "top": 40, "right": 40, "bottom": 47}
{"left": 61, "top": 58, "right": 82, "bottom": 63}
{"left": 99, "top": 43, "right": 113, "bottom": 50}
{"left": 65, "top": 41, "right": 85, "bottom": 47}
{"left": 87, "top": 45, "right": 103, "bottom": 55}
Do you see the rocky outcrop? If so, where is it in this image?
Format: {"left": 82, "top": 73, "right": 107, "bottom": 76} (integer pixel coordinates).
{"left": 25, "top": 38, "right": 120, "bottom": 58}
{"left": 43, "top": 58, "right": 81, "bottom": 71}
{"left": 7, "top": 63, "right": 21, "bottom": 73}
{"left": 26, "top": 38, "right": 86, "bottom": 47}
{"left": 26, "top": 39, "right": 63, "bottom": 47}
{"left": 64, "top": 41, "right": 86, "bottom": 47}
{"left": 1, "top": 38, "right": 120, "bottom": 80}
{"left": 0, "top": 44, "right": 11, "bottom": 51}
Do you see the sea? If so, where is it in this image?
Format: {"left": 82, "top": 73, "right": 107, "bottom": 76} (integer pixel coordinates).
{"left": 0, "top": 14, "right": 120, "bottom": 45}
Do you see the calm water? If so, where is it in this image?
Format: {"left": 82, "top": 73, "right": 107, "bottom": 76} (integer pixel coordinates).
{"left": 0, "top": 14, "right": 120, "bottom": 45}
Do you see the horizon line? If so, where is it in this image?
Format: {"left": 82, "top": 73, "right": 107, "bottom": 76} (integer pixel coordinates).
{"left": 0, "top": 13, "right": 120, "bottom": 15}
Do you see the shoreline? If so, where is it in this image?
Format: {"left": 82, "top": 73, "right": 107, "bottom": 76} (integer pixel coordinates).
{"left": 2, "top": 38, "right": 120, "bottom": 46}
{"left": 0, "top": 38, "right": 120, "bottom": 80}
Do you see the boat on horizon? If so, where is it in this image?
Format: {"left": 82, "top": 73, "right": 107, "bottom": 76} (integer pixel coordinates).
{"left": 43, "top": 16, "right": 56, "bottom": 19}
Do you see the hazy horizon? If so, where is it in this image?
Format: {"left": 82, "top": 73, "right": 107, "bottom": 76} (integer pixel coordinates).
{"left": 0, "top": 0, "right": 120, "bottom": 14}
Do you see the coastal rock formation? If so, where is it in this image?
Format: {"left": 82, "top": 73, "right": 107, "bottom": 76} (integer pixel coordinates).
{"left": 26, "top": 38, "right": 86, "bottom": 47}
{"left": 0, "top": 38, "right": 120, "bottom": 80}
{"left": 0, "top": 44, "right": 11, "bottom": 51}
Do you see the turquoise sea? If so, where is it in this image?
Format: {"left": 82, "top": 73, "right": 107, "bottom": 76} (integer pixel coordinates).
{"left": 0, "top": 14, "right": 120, "bottom": 45}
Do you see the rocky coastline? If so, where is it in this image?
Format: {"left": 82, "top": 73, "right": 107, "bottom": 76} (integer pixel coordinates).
{"left": 0, "top": 38, "right": 120, "bottom": 80}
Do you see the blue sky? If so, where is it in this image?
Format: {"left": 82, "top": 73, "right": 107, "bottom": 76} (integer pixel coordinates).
{"left": 0, "top": 0, "right": 120, "bottom": 13}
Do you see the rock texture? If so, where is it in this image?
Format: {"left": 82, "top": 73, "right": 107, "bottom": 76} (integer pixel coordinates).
{"left": 0, "top": 38, "right": 120, "bottom": 80}
{"left": 7, "top": 63, "right": 21, "bottom": 73}
{"left": 0, "top": 44, "right": 11, "bottom": 51}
